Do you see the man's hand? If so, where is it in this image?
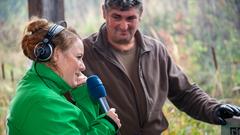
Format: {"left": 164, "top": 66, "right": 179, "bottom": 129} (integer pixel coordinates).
{"left": 215, "top": 104, "right": 240, "bottom": 125}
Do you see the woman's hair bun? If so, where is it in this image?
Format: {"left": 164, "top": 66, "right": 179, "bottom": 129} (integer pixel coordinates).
{"left": 21, "top": 17, "right": 50, "bottom": 60}
{"left": 26, "top": 17, "right": 48, "bottom": 34}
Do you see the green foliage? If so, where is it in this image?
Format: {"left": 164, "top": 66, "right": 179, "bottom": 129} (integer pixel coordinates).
{"left": 138, "top": 0, "right": 240, "bottom": 98}
{"left": 0, "top": 0, "right": 28, "bottom": 52}
{"left": 64, "top": 0, "right": 103, "bottom": 37}
{"left": 162, "top": 102, "right": 220, "bottom": 135}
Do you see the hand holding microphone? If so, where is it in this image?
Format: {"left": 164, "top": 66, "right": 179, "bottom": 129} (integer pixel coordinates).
{"left": 107, "top": 108, "right": 121, "bottom": 128}
{"left": 76, "top": 73, "right": 87, "bottom": 87}
{"left": 87, "top": 75, "right": 121, "bottom": 129}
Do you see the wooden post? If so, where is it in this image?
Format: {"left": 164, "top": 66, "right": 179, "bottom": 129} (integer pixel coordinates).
{"left": 10, "top": 69, "right": 14, "bottom": 83}
{"left": 1, "top": 63, "right": 5, "bottom": 80}
{"left": 221, "top": 117, "right": 240, "bottom": 135}
{"left": 28, "top": 0, "right": 65, "bottom": 22}
{"left": 211, "top": 46, "right": 218, "bottom": 70}
{"left": 234, "top": 0, "right": 240, "bottom": 30}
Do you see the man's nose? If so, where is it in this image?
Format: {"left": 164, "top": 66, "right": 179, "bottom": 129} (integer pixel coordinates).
{"left": 119, "top": 21, "right": 128, "bottom": 30}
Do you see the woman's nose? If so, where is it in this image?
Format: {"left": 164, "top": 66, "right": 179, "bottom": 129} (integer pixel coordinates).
{"left": 80, "top": 62, "right": 86, "bottom": 71}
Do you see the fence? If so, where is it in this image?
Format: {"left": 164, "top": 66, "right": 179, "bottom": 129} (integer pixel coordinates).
{"left": 0, "top": 62, "right": 15, "bottom": 135}
{"left": 1, "top": 62, "right": 14, "bottom": 83}
{"left": 222, "top": 117, "right": 240, "bottom": 135}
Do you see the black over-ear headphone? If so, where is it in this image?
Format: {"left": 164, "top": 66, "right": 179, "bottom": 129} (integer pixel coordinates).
{"left": 34, "top": 24, "right": 65, "bottom": 62}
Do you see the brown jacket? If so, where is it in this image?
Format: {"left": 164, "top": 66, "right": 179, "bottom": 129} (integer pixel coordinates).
{"left": 83, "top": 24, "right": 221, "bottom": 135}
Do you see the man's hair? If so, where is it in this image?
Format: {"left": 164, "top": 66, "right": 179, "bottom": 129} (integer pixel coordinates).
{"left": 104, "top": 0, "right": 143, "bottom": 11}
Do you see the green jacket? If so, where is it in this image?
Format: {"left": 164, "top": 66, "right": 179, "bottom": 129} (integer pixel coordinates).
{"left": 6, "top": 62, "right": 117, "bottom": 135}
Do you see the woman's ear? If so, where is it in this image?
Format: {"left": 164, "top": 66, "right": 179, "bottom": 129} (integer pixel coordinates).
{"left": 53, "top": 47, "right": 61, "bottom": 62}
{"left": 48, "top": 47, "right": 63, "bottom": 76}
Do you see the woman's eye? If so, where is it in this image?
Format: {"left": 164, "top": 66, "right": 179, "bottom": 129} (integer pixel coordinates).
{"left": 77, "top": 55, "right": 83, "bottom": 60}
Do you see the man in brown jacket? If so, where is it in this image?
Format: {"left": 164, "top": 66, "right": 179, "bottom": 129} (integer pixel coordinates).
{"left": 83, "top": 0, "right": 240, "bottom": 134}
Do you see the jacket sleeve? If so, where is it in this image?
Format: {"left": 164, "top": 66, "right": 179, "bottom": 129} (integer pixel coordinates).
{"left": 71, "top": 83, "right": 118, "bottom": 134}
{"left": 71, "top": 83, "right": 100, "bottom": 121}
{"left": 165, "top": 49, "right": 221, "bottom": 124}
{"left": 20, "top": 95, "right": 116, "bottom": 135}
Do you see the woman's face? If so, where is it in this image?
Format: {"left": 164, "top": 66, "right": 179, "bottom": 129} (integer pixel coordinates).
{"left": 54, "top": 38, "right": 86, "bottom": 88}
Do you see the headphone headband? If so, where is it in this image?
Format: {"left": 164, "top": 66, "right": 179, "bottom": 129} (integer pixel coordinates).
{"left": 45, "top": 24, "right": 65, "bottom": 42}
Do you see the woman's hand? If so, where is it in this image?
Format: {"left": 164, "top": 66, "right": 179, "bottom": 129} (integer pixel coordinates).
{"left": 76, "top": 73, "right": 87, "bottom": 86}
{"left": 107, "top": 108, "right": 121, "bottom": 128}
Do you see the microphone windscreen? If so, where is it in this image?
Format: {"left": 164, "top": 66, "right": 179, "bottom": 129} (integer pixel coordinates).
{"left": 86, "top": 75, "right": 107, "bottom": 100}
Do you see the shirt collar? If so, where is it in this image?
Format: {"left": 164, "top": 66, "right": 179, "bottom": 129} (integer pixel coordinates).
{"left": 32, "top": 62, "right": 71, "bottom": 95}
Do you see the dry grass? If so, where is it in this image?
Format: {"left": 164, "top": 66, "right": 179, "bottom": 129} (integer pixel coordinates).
{"left": 0, "top": 83, "right": 13, "bottom": 135}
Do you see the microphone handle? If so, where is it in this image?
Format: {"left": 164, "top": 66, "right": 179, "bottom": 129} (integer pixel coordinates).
{"left": 98, "top": 97, "right": 110, "bottom": 113}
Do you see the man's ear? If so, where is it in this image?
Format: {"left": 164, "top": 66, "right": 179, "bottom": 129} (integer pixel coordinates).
{"left": 139, "top": 16, "right": 142, "bottom": 21}
{"left": 139, "top": 8, "right": 143, "bottom": 21}
{"left": 102, "top": 5, "right": 106, "bottom": 19}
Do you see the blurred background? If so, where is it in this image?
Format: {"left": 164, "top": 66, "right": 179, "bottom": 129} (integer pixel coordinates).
{"left": 0, "top": 0, "right": 240, "bottom": 134}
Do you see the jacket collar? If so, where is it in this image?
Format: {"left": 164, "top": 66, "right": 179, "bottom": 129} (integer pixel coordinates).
{"left": 94, "top": 23, "right": 152, "bottom": 55}
{"left": 32, "top": 62, "right": 71, "bottom": 95}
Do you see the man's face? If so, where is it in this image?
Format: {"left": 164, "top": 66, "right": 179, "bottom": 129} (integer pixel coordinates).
{"left": 103, "top": 7, "right": 142, "bottom": 45}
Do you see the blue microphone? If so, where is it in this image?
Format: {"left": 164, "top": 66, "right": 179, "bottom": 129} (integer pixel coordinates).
{"left": 86, "top": 75, "right": 110, "bottom": 113}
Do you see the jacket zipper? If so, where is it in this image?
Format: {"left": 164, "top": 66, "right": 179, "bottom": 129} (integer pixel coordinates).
{"left": 138, "top": 50, "right": 150, "bottom": 128}
{"left": 95, "top": 48, "right": 143, "bottom": 128}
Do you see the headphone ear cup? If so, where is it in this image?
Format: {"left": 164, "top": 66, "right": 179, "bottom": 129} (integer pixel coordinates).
{"left": 34, "top": 42, "right": 53, "bottom": 62}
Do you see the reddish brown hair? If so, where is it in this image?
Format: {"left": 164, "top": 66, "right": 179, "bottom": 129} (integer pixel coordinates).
{"left": 21, "top": 17, "right": 80, "bottom": 62}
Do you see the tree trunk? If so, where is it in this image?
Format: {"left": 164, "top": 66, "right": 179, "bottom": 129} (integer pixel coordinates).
{"left": 28, "top": 0, "right": 65, "bottom": 22}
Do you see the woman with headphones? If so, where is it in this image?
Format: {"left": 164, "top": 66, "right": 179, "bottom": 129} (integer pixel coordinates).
{"left": 6, "top": 17, "right": 121, "bottom": 135}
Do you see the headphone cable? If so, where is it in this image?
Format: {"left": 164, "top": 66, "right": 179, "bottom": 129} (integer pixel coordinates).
{"left": 34, "top": 62, "right": 52, "bottom": 90}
